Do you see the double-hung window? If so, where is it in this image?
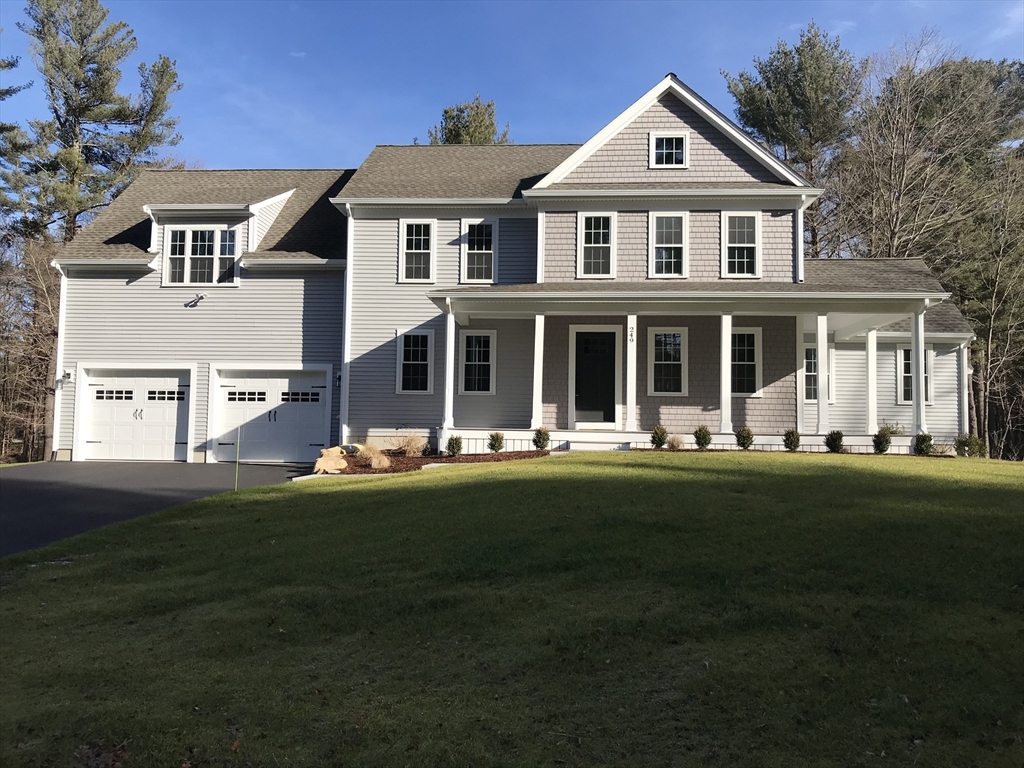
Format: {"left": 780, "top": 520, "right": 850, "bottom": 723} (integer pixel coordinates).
{"left": 166, "top": 227, "right": 237, "bottom": 285}
{"left": 721, "top": 212, "right": 760, "bottom": 278}
{"left": 731, "top": 328, "right": 762, "bottom": 397}
{"left": 649, "top": 132, "right": 690, "bottom": 168}
{"left": 647, "top": 327, "right": 688, "bottom": 396}
{"left": 648, "top": 213, "right": 688, "bottom": 278}
{"left": 396, "top": 330, "right": 434, "bottom": 394}
{"left": 400, "top": 220, "right": 434, "bottom": 283}
{"left": 803, "top": 346, "right": 836, "bottom": 403}
{"left": 462, "top": 219, "right": 497, "bottom": 283}
{"left": 896, "top": 346, "right": 933, "bottom": 405}
{"left": 576, "top": 213, "right": 616, "bottom": 278}
{"left": 460, "top": 330, "right": 496, "bottom": 395}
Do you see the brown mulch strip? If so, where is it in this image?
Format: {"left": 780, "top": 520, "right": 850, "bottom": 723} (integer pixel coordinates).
{"left": 343, "top": 450, "right": 550, "bottom": 474}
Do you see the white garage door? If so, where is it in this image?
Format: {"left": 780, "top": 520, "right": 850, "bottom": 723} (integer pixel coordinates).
{"left": 214, "top": 370, "right": 328, "bottom": 463}
{"left": 83, "top": 370, "right": 190, "bottom": 461}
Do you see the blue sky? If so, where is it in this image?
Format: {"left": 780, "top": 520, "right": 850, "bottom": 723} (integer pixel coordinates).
{"left": 1, "top": 0, "right": 1022, "bottom": 170}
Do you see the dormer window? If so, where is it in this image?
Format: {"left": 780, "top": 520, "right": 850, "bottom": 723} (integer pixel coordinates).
{"left": 165, "top": 227, "right": 238, "bottom": 286}
{"left": 649, "top": 132, "right": 690, "bottom": 168}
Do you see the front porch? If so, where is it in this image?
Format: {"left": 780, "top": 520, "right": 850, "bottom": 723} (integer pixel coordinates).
{"left": 424, "top": 290, "right": 944, "bottom": 454}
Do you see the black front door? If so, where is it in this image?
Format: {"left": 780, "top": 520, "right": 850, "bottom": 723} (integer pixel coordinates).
{"left": 575, "top": 332, "right": 616, "bottom": 423}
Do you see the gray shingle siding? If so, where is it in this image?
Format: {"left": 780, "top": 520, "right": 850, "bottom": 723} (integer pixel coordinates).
{"left": 562, "top": 93, "right": 781, "bottom": 185}
{"left": 59, "top": 267, "right": 344, "bottom": 455}
{"left": 543, "top": 209, "right": 796, "bottom": 283}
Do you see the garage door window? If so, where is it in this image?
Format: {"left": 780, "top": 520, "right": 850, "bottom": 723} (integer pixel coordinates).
{"left": 281, "top": 391, "right": 320, "bottom": 403}
{"left": 227, "top": 391, "right": 266, "bottom": 402}
{"left": 148, "top": 390, "right": 185, "bottom": 401}
{"left": 95, "top": 389, "right": 134, "bottom": 400}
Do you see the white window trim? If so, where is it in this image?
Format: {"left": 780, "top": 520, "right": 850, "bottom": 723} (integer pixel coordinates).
{"left": 648, "top": 131, "right": 690, "bottom": 169}
{"left": 576, "top": 212, "right": 617, "bottom": 279}
{"left": 647, "top": 211, "right": 689, "bottom": 279}
{"left": 398, "top": 218, "right": 436, "bottom": 285}
{"left": 801, "top": 343, "right": 836, "bottom": 405}
{"left": 460, "top": 218, "right": 499, "bottom": 284}
{"left": 647, "top": 327, "right": 689, "bottom": 397}
{"left": 395, "top": 328, "right": 435, "bottom": 395}
{"left": 459, "top": 329, "right": 497, "bottom": 396}
{"left": 895, "top": 345, "right": 934, "bottom": 405}
{"left": 161, "top": 224, "right": 240, "bottom": 287}
{"left": 731, "top": 327, "right": 763, "bottom": 398}
{"left": 720, "top": 211, "right": 762, "bottom": 279}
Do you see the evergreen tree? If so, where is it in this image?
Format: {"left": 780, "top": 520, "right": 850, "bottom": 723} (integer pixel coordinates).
{"left": 422, "top": 94, "right": 510, "bottom": 145}
{"left": 0, "top": 0, "right": 182, "bottom": 242}
{"left": 724, "top": 23, "right": 865, "bottom": 258}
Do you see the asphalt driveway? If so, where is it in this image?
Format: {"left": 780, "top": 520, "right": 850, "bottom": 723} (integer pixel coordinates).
{"left": 0, "top": 462, "right": 302, "bottom": 557}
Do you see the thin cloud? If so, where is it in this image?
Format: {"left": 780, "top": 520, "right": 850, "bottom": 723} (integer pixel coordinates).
{"left": 288, "top": 51, "right": 306, "bottom": 58}
{"left": 830, "top": 20, "right": 857, "bottom": 36}
{"left": 987, "top": 1, "right": 1024, "bottom": 41}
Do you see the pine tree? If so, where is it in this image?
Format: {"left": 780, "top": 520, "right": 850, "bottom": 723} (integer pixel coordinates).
{"left": 723, "top": 23, "right": 865, "bottom": 258}
{"left": 1, "top": 0, "right": 182, "bottom": 242}
{"left": 421, "top": 94, "right": 510, "bottom": 145}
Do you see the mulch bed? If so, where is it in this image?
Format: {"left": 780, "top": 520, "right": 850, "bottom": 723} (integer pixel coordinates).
{"left": 343, "top": 450, "right": 550, "bottom": 474}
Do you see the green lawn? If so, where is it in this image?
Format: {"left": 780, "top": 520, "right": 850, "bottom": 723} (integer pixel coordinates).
{"left": 2, "top": 453, "right": 1022, "bottom": 767}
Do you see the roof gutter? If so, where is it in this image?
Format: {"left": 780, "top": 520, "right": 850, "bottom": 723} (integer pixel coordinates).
{"left": 428, "top": 289, "right": 950, "bottom": 302}
{"left": 522, "top": 188, "right": 824, "bottom": 200}
{"left": 240, "top": 258, "right": 344, "bottom": 269}
{"left": 143, "top": 203, "right": 254, "bottom": 216}
{"left": 52, "top": 257, "right": 157, "bottom": 270}
{"left": 330, "top": 197, "right": 525, "bottom": 209}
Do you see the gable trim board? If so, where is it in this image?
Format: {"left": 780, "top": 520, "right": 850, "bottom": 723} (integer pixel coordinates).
{"left": 532, "top": 74, "right": 812, "bottom": 190}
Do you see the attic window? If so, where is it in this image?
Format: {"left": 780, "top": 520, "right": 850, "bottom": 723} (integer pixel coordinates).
{"left": 165, "top": 227, "right": 239, "bottom": 286}
{"left": 649, "top": 132, "right": 690, "bottom": 168}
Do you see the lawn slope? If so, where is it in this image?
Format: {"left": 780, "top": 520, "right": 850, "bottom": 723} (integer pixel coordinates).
{"left": 2, "top": 452, "right": 1022, "bottom": 767}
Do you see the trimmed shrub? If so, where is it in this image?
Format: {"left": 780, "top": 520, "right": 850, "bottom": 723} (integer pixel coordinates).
{"left": 825, "top": 430, "right": 844, "bottom": 453}
{"left": 666, "top": 434, "right": 683, "bottom": 451}
{"left": 783, "top": 428, "right": 800, "bottom": 452}
{"left": 735, "top": 427, "right": 754, "bottom": 450}
{"left": 487, "top": 432, "right": 504, "bottom": 453}
{"left": 445, "top": 434, "right": 463, "bottom": 457}
{"left": 532, "top": 427, "right": 550, "bottom": 450}
{"left": 693, "top": 424, "right": 713, "bottom": 450}
{"left": 954, "top": 433, "right": 985, "bottom": 458}
{"left": 913, "top": 433, "right": 934, "bottom": 456}
{"left": 650, "top": 425, "right": 669, "bottom": 449}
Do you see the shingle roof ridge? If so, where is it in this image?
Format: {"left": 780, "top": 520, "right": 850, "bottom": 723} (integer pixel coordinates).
{"left": 139, "top": 168, "right": 352, "bottom": 173}
{"left": 372, "top": 143, "right": 582, "bottom": 148}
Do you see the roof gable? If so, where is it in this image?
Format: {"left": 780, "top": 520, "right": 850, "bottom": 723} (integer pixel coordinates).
{"left": 533, "top": 74, "right": 810, "bottom": 189}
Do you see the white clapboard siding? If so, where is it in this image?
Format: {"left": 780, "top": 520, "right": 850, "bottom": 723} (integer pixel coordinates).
{"left": 453, "top": 319, "right": 534, "bottom": 429}
{"left": 348, "top": 216, "right": 538, "bottom": 440}
{"left": 60, "top": 267, "right": 344, "bottom": 454}
{"left": 876, "top": 342, "right": 961, "bottom": 440}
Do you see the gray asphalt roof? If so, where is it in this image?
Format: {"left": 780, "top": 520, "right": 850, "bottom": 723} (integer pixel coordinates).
{"left": 879, "top": 300, "right": 973, "bottom": 334}
{"left": 440, "top": 259, "right": 948, "bottom": 295}
{"left": 335, "top": 144, "right": 581, "bottom": 200}
{"left": 60, "top": 169, "right": 353, "bottom": 261}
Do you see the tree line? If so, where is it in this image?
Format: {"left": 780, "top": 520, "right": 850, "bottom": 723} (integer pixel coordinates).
{"left": 1, "top": 4, "right": 1020, "bottom": 460}
{"left": 724, "top": 24, "right": 1023, "bottom": 459}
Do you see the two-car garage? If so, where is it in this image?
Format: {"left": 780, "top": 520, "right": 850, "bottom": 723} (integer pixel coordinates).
{"left": 75, "top": 366, "right": 331, "bottom": 464}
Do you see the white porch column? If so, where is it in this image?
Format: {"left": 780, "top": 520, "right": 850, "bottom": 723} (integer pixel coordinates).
{"left": 625, "top": 314, "right": 638, "bottom": 432}
{"left": 866, "top": 328, "right": 878, "bottom": 435}
{"left": 912, "top": 308, "right": 928, "bottom": 435}
{"left": 719, "top": 312, "right": 733, "bottom": 434}
{"left": 815, "top": 313, "right": 829, "bottom": 434}
{"left": 530, "top": 313, "right": 545, "bottom": 429}
{"left": 442, "top": 307, "right": 456, "bottom": 434}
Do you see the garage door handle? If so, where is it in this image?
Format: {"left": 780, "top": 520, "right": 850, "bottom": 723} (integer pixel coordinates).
{"left": 139, "top": 409, "right": 143, "bottom": 419}
{"left": 133, "top": 409, "right": 138, "bottom": 419}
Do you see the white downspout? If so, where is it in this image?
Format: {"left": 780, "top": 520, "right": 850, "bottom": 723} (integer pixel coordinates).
{"left": 341, "top": 202, "right": 354, "bottom": 444}
{"left": 50, "top": 261, "right": 68, "bottom": 459}
{"left": 796, "top": 194, "right": 808, "bottom": 283}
